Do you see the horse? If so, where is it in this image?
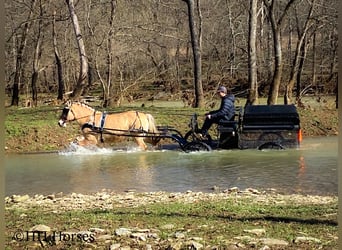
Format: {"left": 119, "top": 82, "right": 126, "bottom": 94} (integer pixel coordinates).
{"left": 58, "top": 100, "right": 160, "bottom": 150}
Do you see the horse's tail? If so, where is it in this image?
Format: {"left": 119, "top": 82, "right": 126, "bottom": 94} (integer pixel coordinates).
{"left": 146, "top": 113, "right": 161, "bottom": 145}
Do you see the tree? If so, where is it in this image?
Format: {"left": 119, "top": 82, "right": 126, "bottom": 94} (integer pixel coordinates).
{"left": 4, "top": 0, "right": 337, "bottom": 106}
{"left": 263, "top": 0, "right": 296, "bottom": 105}
{"left": 65, "top": 0, "right": 88, "bottom": 99}
{"left": 284, "top": 0, "right": 314, "bottom": 104}
{"left": 10, "top": 0, "right": 37, "bottom": 106}
{"left": 31, "top": 0, "right": 47, "bottom": 107}
{"left": 246, "top": 0, "right": 258, "bottom": 105}
{"left": 53, "top": 10, "right": 65, "bottom": 101}
{"left": 182, "top": 0, "right": 204, "bottom": 108}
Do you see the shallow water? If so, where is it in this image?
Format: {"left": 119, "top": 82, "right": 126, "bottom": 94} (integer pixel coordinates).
{"left": 5, "top": 136, "right": 337, "bottom": 196}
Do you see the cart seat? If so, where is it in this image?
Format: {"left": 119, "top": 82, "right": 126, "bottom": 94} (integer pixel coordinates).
{"left": 218, "top": 120, "right": 238, "bottom": 133}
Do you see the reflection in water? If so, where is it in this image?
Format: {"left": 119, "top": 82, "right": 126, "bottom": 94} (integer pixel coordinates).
{"left": 5, "top": 137, "right": 337, "bottom": 196}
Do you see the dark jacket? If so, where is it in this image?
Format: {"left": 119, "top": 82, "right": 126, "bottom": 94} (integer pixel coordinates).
{"left": 209, "top": 94, "right": 235, "bottom": 120}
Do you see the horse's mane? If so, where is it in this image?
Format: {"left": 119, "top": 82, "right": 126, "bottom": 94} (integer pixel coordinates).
{"left": 67, "top": 100, "right": 96, "bottom": 112}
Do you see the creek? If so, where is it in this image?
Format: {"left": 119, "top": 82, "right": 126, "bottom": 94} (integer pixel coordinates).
{"left": 5, "top": 136, "right": 337, "bottom": 196}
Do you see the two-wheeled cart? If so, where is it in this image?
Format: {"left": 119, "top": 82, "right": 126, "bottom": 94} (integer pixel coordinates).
{"left": 181, "top": 104, "right": 302, "bottom": 151}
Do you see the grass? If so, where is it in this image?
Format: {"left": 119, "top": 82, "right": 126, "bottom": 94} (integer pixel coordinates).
{"left": 5, "top": 197, "right": 338, "bottom": 249}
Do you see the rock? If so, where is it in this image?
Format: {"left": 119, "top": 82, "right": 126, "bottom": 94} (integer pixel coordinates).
{"left": 96, "top": 234, "right": 113, "bottom": 241}
{"left": 89, "top": 227, "right": 106, "bottom": 234}
{"left": 110, "top": 243, "right": 121, "bottom": 250}
{"left": 260, "top": 238, "right": 289, "bottom": 246}
{"left": 169, "top": 241, "right": 183, "bottom": 250}
{"left": 188, "top": 240, "right": 204, "bottom": 249}
{"left": 244, "top": 228, "right": 266, "bottom": 236}
{"left": 115, "top": 228, "right": 132, "bottom": 236}
{"left": 227, "top": 187, "right": 239, "bottom": 193}
{"left": 161, "top": 224, "right": 175, "bottom": 230}
{"left": 247, "top": 188, "right": 261, "bottom": 194}
{"left": 98, "top": 194, "right": 111, "bottom": 200}
{"left": 46, "top": 194, "right": 55, "bottom": 200}
{"left": 174, "top": 232, "right": 186, "bottom": 239}
{"left": 12, "top": 194, "right": 30, "bottom": 203}
{"left": 131, "top": 232, "right": 147, "bottom": 241}
{"left": 30, "top": 224, "right": 51, "bottom": 232}
{"left": 294, "top": 236, "right": 321, "bottom": 244}
{"left": 234, "top": 235, "right": 255, "bottom": 242}
{"left": 190, "top": 237, "right": 203, "bottom": 242}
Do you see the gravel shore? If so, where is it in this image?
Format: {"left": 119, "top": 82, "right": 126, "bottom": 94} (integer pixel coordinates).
{"left": 6, "top": 189, "right": 338, "bottom": 249}
{"left": 5, "top": 188, "right": 337, "bottom": 211}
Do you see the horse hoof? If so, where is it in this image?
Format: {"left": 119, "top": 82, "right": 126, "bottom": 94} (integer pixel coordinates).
{"left": 76, "top": 135, "right": 85, "bottom": 141}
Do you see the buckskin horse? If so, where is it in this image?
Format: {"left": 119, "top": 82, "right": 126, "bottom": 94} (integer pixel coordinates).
{"left": 58, "top": 101, "right": 159, "bottom": 150}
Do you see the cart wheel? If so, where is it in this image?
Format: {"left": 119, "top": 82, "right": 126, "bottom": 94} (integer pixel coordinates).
{"left": 258, "top": 132, "right": 284, "bottom": 142}
{"left": 184, "top": 130, "right": 194, "bottom": 141}
{"left": 184, "top": 130, "right": 212, "bottom": 143}
{"left": 182, "top": 141, "right": 212, "bottom": 152}
{"left": 258, "top": 142, "right": 284, "bottom": 150}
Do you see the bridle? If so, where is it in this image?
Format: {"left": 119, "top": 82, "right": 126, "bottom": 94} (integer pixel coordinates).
{"left": 58, "top": 101, "right": 95, "bottom": 126}
{"left": 60, "top": 106, "right": 77, "bottom": 123}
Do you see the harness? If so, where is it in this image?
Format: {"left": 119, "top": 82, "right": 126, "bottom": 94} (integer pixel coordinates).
{"left": 81, "top": 111, "right": 107, "bottom": 143}
{"left": 130, "top": 111, "right": 145, "bottom": 132}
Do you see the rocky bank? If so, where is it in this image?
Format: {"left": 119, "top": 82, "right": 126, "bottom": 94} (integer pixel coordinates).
{"left": 5, "top": 189, "right": 337, "bottom": 249}
{"left": 5, "top": 188, "right": 337, "bottom": 212}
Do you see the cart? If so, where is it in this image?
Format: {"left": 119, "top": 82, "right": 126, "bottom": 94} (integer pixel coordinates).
{"left": 182, "top": 104, "right": 302, "bottom": 151}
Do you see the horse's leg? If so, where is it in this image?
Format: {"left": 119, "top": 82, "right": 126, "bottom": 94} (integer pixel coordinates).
{"left": 77, "top": 128, "right": 98, "bottom": 146}
{"left": 77, "top": 136, "right": 98, "bottom": 146}
{"left": 135, "top": 137, "right": 148, "bottom": 150}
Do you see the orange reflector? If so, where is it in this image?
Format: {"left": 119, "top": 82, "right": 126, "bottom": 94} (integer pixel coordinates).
{"left": 297, "top": 129, "right": 303, "bottom": 143}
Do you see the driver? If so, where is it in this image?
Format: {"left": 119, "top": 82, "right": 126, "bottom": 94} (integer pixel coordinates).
{"left": 198, "top": 86, "right": 235, "bottom": 139}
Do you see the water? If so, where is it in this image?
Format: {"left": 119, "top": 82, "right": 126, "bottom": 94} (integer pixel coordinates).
{"left": 5, "top": 136, "right": 337, "bottom": 196}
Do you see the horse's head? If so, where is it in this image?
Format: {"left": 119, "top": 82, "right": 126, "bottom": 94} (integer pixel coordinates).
{"left": 58, "top": 101, "right": 74, "bottom": 127}
{"left": 58, "top": 100, "right": 95, "bottom": 127}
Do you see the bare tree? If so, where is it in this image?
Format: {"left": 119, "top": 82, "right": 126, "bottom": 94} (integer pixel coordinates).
{"left": 30, "top": 0, "right": 46, "bottom": 107}
{"left": 52, "top": 10, "right": 65, "bottom": 101}
{"left": 284, "top": 0, "right": 314, "bottom": 104}
{"left": 246, "top": 0, "right": 258, "bottom": 105}
{"left": 4, "top": 0, "right": 337, "bottom": 106}
{"left": 10, "top": 0, "right": 37, "bottom": 106}
{"left": 65, "top": 0, "right": 88, "bottom": 98}
{"left": 263, "top": 0, "right": 296, "bottom": 105}
{"left": 182, "top": 0, "right": 204, "bottom": 108}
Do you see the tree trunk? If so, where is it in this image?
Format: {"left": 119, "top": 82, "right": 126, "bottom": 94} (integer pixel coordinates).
{"left": 31, "top": 0, "right": 45, "bottom": 107}
{"left": 104, "top": 0, "right": 117, "bottom": 107}
{"left": 267, "top": 22, "right": 282, "bottom": 105}
{"left": 11, "top": 0, "right": 37, "bottom": 106}
{"left": 31, "top": 72, "right": 38, "bottom": 106}
{"left": 246, "top": 0, "right": 258, "bottom": 106}
{"left": 284, "top": 1, "right": 314, "bottom": 104}
{"left": 66, "top": 0, "right": 88, "bottom": 99}
{"left": 53, "top": 11, "right": 65, "bottom": 100}
{"left": 295, "top": 39, "right": 307, "bottom": 102}
{"left": 264, "top": 0, "right": 296, "bottom": 105}
{"left": 183, "top": 0, "right": 204, "bottom": 108}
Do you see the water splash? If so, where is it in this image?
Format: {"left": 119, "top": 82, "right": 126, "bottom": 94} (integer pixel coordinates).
{"left": 58, "top": 143, "right": 115, "bottom": 155}
{"left": 58, "top": 142, "right": 147, "bottom": 155}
